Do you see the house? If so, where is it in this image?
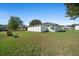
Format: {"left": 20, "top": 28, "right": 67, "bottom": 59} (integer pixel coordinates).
{"left": 60, "top": 25, "right": 66, "bottom": 30}
{"left": 18, "top": 25, "right": 26, "bottom": 31}
{"left": 27, "top": 22, "right": 61, "bottom": 32}
{"left": 60, "top": 25, "right": 75, "bottom": 31}
{"left": 64, "top": 25, "right": 75, "bottom": 30}
{"left": 69, "top": 24, "right": 79, "bottom": 30}
{"left": 0, "top": 25, "right": 7, "bottom": 31}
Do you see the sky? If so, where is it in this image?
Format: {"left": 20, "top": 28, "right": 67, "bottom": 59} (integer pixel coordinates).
{"left": 0, "top": 3, "right": 79, "bottom": 26}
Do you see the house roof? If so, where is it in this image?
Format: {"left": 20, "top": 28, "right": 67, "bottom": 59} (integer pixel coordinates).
{"left": 27, "top": 22, "right": 59, "bottom": 27}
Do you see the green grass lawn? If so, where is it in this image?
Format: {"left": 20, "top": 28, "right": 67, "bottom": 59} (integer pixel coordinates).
{"left": 0, "top": 30, "right": 79, "bottom": 56}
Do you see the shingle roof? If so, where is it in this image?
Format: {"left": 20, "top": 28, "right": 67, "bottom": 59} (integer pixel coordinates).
{"left": 27, "top": 22, "right": 59, "bottom": 27}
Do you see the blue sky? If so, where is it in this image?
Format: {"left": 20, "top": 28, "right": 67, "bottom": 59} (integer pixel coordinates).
{"left": 0, "top": 3, "right": 79, "bottom": 26}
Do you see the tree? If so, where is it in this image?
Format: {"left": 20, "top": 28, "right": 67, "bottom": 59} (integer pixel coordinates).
{"left": 17, "top": 19, "right": 23, "bottom": 27}
{"left": 30, "top": 19, "right": 42, "bottom": 26}
{"left": 7, "top": 16, "right": 22, "bottom": 36}
{"left": 8, "top": 16, "right": 22, "bottom": 31}
{"left": 65, "top": 3, "right": 79, "bottom": 20}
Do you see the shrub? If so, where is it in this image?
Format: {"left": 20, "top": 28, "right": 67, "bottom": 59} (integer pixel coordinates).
{"left": 13, "top": 34, "right": 19, "bottom": 38}
{"left": 6, "top": 30, "right": 13, "bottom": 36}
{"left": 58, "top": 30, "right": 66, "bottom": 32}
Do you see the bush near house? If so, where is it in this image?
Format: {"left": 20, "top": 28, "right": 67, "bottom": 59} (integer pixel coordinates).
{"left": 6, "top": 30, "right": 13, "bottom": 36}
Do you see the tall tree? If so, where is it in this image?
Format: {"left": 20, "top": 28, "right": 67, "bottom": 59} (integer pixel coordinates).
{"left": 30, "top": 19, "right": 42, "bottom": 26}
{"left": 65, "top": 3, "right": 79, "bottom": 20}
{"left": 8, "top": 16, "right": 22, "bottom": 31}
{"left": 7, "top": 16, "right": 22, "bottom": 36}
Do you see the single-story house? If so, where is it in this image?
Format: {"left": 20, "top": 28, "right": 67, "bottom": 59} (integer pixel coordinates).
{"left": 60, "top": 25, "right": 75, "bottom": 31}
{"left": 18, "top": 25, "right": 26, "bottom": 31}
{"left": 0, "top": 25, "right": 7, "bottom": 31}
{"left": 27, "top": 22, "right": 61, "bottom": 32}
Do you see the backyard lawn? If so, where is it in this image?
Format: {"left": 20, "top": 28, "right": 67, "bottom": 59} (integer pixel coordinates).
{"left": 0, "top": 30, "right": 79, "bottom": 56}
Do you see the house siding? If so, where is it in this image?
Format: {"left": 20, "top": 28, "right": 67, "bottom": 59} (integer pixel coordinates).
{"left": 27, "top": 23, "right": 60, "bottom": 32}
{"left": 27, "top": 25, "right": 41, "bottom": 32}
{"left": 41, "top": 25, "right": 48, "bottom": 32}
{"left": 75, "top": 26, "right": 79, "bottom": 30}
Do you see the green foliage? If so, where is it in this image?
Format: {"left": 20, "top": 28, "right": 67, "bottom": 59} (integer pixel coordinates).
{"left": 8, "top": 16, "right": 22, "bottom": 31}
{"left": 6, "top": 30, "right": 13, "bottom": 36}
{"left": 65, "top": 3, "right": 79, "bottom": 20}
{"left": 30, "top": 19, "right": 41, "bottom": 26}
